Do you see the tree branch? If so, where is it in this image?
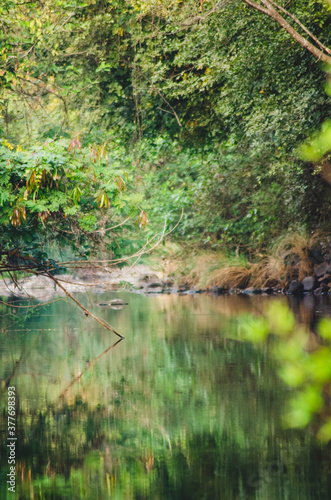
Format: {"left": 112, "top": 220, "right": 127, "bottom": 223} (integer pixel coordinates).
{"left": 242, "top": 0, "right": 331, "bottom": 63}
{"left": 267, "top": 0, "right": 331, "bottom": 55}
{"left": 42, "top": 268, "right": 125, "bottom": 339}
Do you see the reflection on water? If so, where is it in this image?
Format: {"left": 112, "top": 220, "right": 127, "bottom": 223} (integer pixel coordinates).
{"left": 0, "top": 292, "right": 331, "bottom": 499}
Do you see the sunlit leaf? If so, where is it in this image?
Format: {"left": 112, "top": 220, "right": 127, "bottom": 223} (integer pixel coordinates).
{"left": 264, "top": 302, "right": 295, "bottom": 336}
{"left": 317, "top": 318, "right": 331, "bottom": 340}
{"left": 317, "top": 419, "right": 331, "bottom": 441}
{"left": 241, "top": 316, "right": 269, "bottom": 343}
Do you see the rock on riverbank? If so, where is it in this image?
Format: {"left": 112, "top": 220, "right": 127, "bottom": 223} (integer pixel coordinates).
{"left": 0, "top": 265, "right": 172, "bottom": 300}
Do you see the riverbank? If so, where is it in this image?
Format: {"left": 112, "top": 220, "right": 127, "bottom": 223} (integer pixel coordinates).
{"left": 148, "top": 232, "right": 331, "bottom": 296}
{"left": 1, "top": 232, "right": 331, "bottom": 299}
{"left": 0, "top": 265, "right": 167, "bottom": 300}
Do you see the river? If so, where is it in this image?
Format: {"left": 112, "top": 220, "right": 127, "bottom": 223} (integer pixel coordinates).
{"left": 0, "top": 291, "right": 331, "bottom": 499}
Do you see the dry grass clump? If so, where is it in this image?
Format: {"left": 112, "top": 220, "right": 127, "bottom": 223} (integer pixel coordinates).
{"left": 157, "top": 231, "right": 322, "bottom": 290}
{"left": 205, "top": 265, "right": 252, "bottom": 289}
{"left": 273, "top": 232, "right": 319, "bottom": 281}
{"left": 251, "top": 231, "right": 320, "bottom": 287}
{"left": 250, "top": 256, "right": 286, "bottom": 288}
{"left": 179, "top": 252, "right": 252, "bottom": 289}
{"left": 179, "top": 253, "right": 224, "bottom": 287}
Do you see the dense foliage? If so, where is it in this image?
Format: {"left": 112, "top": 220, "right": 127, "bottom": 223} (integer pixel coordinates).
{"left": 1, "top": 0, "right": 331, "bottom": 263}
{"left": 0, "top": 136, "right": 147, "bottom": 270}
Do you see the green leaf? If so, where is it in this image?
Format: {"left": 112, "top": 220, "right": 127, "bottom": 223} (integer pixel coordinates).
{"left": 241, "top": 315, "right": 269, "bottom": 343}
{"left": 264, "top": 302, "right": 295, "bottom": 336}
{"left": 317, "top": 318, "right": 331, "bottom": 340}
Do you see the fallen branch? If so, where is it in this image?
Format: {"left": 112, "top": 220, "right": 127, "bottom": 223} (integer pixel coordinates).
{"left": 42, "top": 268, "right": 124, "bottom": 339}
{"left": 0, "top": 212, "right": 184, "bottom": 337}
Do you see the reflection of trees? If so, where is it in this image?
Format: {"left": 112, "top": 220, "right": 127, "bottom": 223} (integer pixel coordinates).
{"left": 1, "top": 293, "right": 331, "bottom": 498}
{"left": 6, "top": 338, "right": 323, "bottom": 498}
{"left": 12, "top": 365, "right": 331, "bottom": 499}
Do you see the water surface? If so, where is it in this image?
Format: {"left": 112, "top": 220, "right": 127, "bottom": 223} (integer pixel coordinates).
{"left": 0, "top": 292, "right": 330, "bottom": 499}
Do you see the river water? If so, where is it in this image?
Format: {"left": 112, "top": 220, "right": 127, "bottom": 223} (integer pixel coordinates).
{"left": 0, "top": 291, "right": 331, "bottom": 499}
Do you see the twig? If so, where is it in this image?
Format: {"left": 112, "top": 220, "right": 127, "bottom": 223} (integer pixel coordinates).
{"left": 126, "top": 60, "right": 182, "bottom": 127}
{"left": 62, "top": 210, "right": 183, "bottom": 268}
{"left": 0, "top": 297, "right": 63, "bottom": 309}
{"left": 120, "top": 217, "right": 170, "bottom": 276}
{"left": 180, "top": 0, "right": 232, "bottom": 27}
{"left": 139, "top": 71, "right": 182, "bottom": 127}
{"left": 53, "top": 13, "right": 76, "bottom": 33}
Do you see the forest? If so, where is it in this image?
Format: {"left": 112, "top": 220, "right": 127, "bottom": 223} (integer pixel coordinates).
{"left": 1, "top": 0, "right": 331, "bottom": 283}
{"left": 2, "top": 3, "right": 331, "bottom": 499}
